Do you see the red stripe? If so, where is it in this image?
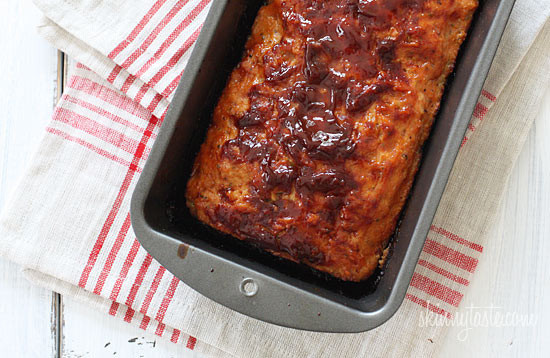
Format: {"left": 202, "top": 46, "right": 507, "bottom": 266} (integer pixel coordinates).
{"left": 460, "top": 136, "right": 468, "bottom": 148}
{"left": 139, "top": 266, "right": 167, "bottom": 318}
{"left": 155, "top": 276, "right": 180, "bottom": 323}
{"left": 124, "top": 307, "right": 136, "bottom": 322}
{"left": 134, "top": 7, "right": 204, "bottom": 81}
{"left": 78, "top": 115, "right": 159, "bottom": 289}
{"left": 109, "top": 301, "right": 120, "bottom": 316}
{"left": 423, "top": 239, "right": 478, "bottom": 273}
{"left": 120, "top": 75, "right": 138, "bottom": 94}
{"left": 63, "top": 95, "right": 155, "bottom": 138}
{"left": 170, "top": 329, "right": 181, "bottom": 344}
{"left": 405, "top": 293, "right": 452, "bottom": 319}
{"left": 68, "top": 75, "right": 151, "bottom": 122}
{"left": 137, "top": 4, "right": 206, "bottom": 85}
{"left": 123, "top": 254, "right": 154, "bottom": 322}
{"left": 417, "top": 259, "right": 469, "bottom": 286}
{"left": 103, "top": 68, "right": 161, "bottom": 114}
{"left": 161, "top": 72, "right": 183, "bottom": 98}
{"left": 107, "top": 66, "right": 124, "bottom": 84}
{"left": 409, "top": 273, "right": 463, "bottom": 307}
{"left": 186, "top": 336, "right": 197, "bottom": 350}
{"left": 481, "top": 89, "right": 496, "bottom": 102}
{"left": 146, "top": 93, "right": 164, "bottom": 113}
{"left": 53, "top": 107, "right": 145, "bottom": 157}
{"left": 146, "top": 25, "right": 202, "bottom": 93}
{"left": 467, "top": 123, "right": 475, "bottom": 132}
{"left": 134, "top": 83, "right": 151, "bottom": 105}
{"left": 108, "top": 0, "right": 170, "bottom": 59}
{"left": 93, "top": 213, "right": 133, "bottom": 295}
{"left": 45, "top": 127, "right": 138, "bottom": 171}
{"left": 430, "top": 225, "right": 483, "bottom": 252}
{"left": 473, "top": 102, "right": 489, "bottom": 120}
{"left": 155, "top": 322, "right": 166, "bottom": 336}
{"left": 117, "top": 1, "right": 190, "bottom": 75}
{"left": 109, "top": 238, "right": 141, "bottom": 302}
{"left": 161, "top": 105, "right": 170, "bottom": 120}
{"left": 139, "top": 315, "right": 151, "bottom": 330}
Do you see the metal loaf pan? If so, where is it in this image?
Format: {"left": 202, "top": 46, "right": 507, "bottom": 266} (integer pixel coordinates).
{"left": 131, "top": 0, "right": 515, "bottom": 332}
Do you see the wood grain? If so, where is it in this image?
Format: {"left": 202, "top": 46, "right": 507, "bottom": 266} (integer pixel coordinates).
{"left": 62, "top": 298, "right": 205, "bottom": 358}
{"left": 0, "top": 0, "right": 58, "bottom": 357}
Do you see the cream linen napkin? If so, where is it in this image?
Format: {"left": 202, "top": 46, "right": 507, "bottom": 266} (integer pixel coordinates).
{"left": 1, "top": 0, "right": 549, "bottom": 356}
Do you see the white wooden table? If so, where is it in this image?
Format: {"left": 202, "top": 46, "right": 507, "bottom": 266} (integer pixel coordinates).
{"left": 1, "top": 1, "right": 549, "bottom": 357}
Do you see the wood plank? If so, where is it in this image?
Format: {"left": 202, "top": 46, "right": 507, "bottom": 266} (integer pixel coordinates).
{"left": 0, "top": 0, "right": 59, "bottom": 356}
{"left": 0, "top": 261, "right": 56, "bottom": 356}
{"left": 62, "top": 298, "right": 203, "bottom": 358}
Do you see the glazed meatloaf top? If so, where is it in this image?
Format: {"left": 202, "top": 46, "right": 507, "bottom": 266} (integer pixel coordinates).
{"left": 186, "top": 0, "right": 478, "bottom": 281}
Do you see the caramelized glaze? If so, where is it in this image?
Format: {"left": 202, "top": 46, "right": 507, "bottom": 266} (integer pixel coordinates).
{"left": 186, "top": 0, "right": 478, "bottom": 281}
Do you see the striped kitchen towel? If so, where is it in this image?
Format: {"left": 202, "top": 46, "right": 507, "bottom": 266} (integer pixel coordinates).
{"left": 1, "top": 0, "right": 550, "bottom": 356}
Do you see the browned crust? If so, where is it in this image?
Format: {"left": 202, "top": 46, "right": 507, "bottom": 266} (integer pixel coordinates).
{"left": 186, "top": 0, "right": 478, "bottom": 281}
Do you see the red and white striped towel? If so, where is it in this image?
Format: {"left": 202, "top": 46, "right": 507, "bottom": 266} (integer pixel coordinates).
{"left": 1, "top": 0, "right": 550, "bottom": 356}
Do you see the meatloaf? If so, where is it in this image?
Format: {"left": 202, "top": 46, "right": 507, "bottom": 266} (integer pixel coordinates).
{"left": 186, "top": 0, "right": 478, "bottom": 281}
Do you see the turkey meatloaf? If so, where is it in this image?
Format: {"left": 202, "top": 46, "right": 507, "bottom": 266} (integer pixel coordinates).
{"left": 185, "top": 0, "right": 478, "bottom": 281}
